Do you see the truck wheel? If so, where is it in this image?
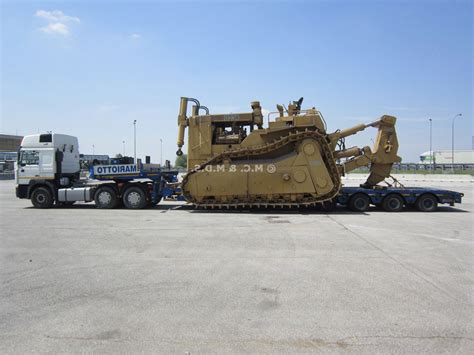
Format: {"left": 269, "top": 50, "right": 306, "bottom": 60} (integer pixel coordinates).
{"left": 123, "top": 186, "right": 147, "bottom": 209}
{"left": 94, "top": 186, "right": 118, "bottom": 209}
{"left": 416, "top": 194, "right": 438, "bottom": 212}
{"left": 348, "top": 193, "right": 370, "bottom": 212}
{"left": 31, "top": 187, "right": 54, "bottom": 208}
{"left": 382, "top": 194, "right": 404, "bottom": 212}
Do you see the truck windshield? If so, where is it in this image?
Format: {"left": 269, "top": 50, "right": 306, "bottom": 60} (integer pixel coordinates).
{"left": 19, "top": 150, "right": 39, "bottom": 165}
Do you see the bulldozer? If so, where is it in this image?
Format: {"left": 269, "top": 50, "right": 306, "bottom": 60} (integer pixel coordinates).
{"left": 176, "top": 97, "right": 401, "bottom": 208}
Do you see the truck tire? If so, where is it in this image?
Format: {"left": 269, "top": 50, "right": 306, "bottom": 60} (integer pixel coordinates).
{"left": 123, "top": 186, "right": 147, "bottom": 209}
{"left": 94, "top": 186, "right": 118, "bottom": 209}
{"left": 416, "top": 194, "right": 438, "bottom": 212}
{"left": 348, "top": 193, "right": 370, "bottom": 212}
{"left": 31, "top": 187, "right": 54, "bottom": 209}
{"left": 382, "top": 194, "right": 404, "bottom": 212}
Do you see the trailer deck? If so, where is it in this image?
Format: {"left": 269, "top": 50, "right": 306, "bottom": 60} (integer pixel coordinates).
{"left": 338, "top": 186, "right": 463, "bottom": 212}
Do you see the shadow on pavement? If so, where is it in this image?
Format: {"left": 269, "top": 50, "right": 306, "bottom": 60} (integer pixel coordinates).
{"left": 23, "top": 203, "right": 467, "bottom": 214}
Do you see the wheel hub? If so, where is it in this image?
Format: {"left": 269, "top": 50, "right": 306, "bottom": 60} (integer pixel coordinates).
{"left": 355, "top": 199, "right": 366, "bottom": 208}
{"left": 423, "top": 200, "right": 434, "bottom": 208}
{"left": 127, "top": 192, "right": 141, "bottom": 205}
{"left": 389, "top": 200, "right": 400, "bottom": 209}
{"left": 98, "top": 192, "right": 111, "bottom": 204}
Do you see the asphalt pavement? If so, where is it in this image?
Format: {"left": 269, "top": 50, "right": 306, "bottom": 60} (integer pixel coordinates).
{"left": 1, "top": 179, "right": 472, "bottom": 353}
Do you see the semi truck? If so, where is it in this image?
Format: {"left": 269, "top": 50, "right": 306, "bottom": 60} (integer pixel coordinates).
{"left": 15, "top": 132, "right": 463, "bottom": 212}
{"left": 15, "top": 133, "right": 179, "bottom": 209}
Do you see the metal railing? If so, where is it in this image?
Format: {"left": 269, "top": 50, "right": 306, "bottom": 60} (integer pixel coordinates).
{"left": 350, "top": 163, "right": 474, "bottom": 173}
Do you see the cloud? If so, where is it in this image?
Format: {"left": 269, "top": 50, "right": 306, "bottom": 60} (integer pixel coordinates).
{"left": 39, "top": 23, "right": 69, "bottom": 36}
{"left": 36, "top": 10, "right": 80, "bottom": 36}
{"left": 129, "top": 33, "right": 141, "bottom": 39}
{"left": 35, "top": 10, "right": 80, "bottom": 23}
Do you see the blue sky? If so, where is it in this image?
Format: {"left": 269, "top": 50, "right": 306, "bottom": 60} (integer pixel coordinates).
{"left": 1, "top": 0, "right": 472, "bottom": 163}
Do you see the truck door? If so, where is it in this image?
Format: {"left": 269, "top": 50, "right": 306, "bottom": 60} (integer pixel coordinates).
{"left": 39, "top": 149, "right": 55, "bottom": 178}
{"left": 17, "top": 149, "right": 40, "bottom": 185}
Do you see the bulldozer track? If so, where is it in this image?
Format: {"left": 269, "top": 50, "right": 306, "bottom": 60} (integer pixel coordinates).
{"left": 181, "top": 129, "right": 342, "bottom": 209}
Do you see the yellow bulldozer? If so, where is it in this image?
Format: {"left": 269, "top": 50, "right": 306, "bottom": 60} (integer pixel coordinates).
{"left": 176, "top": 97, "right": 401, "bottom": 208}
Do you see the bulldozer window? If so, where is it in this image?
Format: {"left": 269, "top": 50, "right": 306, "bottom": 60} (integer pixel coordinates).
{"left": 213, "top": 124, "right": 248, "bottom": 145}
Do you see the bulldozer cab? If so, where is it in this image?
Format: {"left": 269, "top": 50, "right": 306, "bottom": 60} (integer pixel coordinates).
{"left": 176, "top": 97, "right": 264, "bottom": 167}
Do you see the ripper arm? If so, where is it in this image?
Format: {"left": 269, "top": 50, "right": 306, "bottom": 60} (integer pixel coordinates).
{"left": 329, "top": 115, "right": 402, "bottom": 187}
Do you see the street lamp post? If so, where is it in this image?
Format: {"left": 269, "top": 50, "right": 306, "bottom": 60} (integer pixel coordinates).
{"left": 160, "top": 138, "right": 163, "bottom": 166}
{"left": 133, "top": 120, "right": 137, "bottom": 164}
{"left": 429, "top": 118, "right": 433, "bottom": 172}
{"left": 451, "top": 113, "right": 462, "bottom": 170}
{"left": 92, "top": 144, "right": 95, "bottom": 155}
{"left": 122, "top": 140, "right": 125, "bottom": 156}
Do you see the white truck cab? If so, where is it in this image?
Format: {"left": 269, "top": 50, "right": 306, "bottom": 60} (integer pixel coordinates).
{"left": 16, "top": 133, "right": 82, "bottom": 208}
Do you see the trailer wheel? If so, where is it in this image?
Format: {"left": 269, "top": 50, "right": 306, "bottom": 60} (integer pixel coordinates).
{"left": 94, "top": 186, "right": 118, "bottom": 209}
{"left": 123, "top": 186, "right": 147, "bottom": 209}
{"left": 382, "top": 194, "right": 404, "bottom": 212}
{"left": 31, "top": 187, "right": 54, "bottom": 209}
{"left": 416, "top": 194, "right": 438, "bottom": 212}
{"left": 348, "top": 193, "right": 370, "bottom": 212}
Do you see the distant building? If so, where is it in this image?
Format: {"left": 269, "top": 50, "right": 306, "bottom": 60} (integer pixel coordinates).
{"left": 0, "top": 134, "right": 23, "bottom": 172}
{"left": 0, "top": 134, "right": 23, "bottom": 151}
{"left": 419, "top": 150, "right": 474, "bottom": 164}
